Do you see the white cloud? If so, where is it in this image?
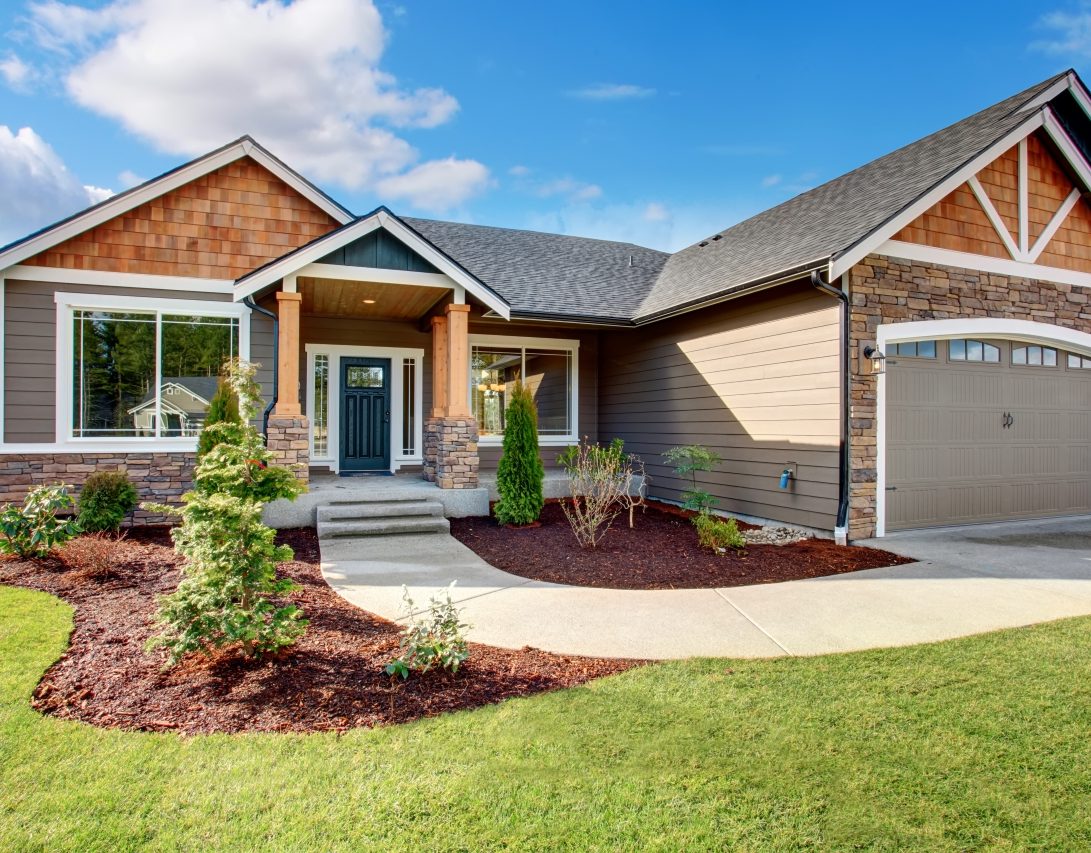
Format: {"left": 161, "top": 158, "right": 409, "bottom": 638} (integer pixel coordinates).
{"left": 570, "top": 83, "right": 656, "bottom": 100}
{"left": 22, "top": 0, "right": 489, "bottom": 207}
{"left": 0, "top": 126, "right": 113, "bottom": 244}
{"left": 0, "top": 54, "right": 32, "bottom": 90}
{"left": 536, "top": 177, "right": 602, "bottom": 202}
{"left": 374, "top": 157, "right": 490, "bottom": 212}
{"left": 508, "top": 164, "right": 531, "bottom": 177}
{"left": 642, "top": 202, "right": 669, "bottom": 222}
{"left": 1032, "top": 7, "right": 1091, "bottom": 57}
{"left": 761, "top": 174, "right": 782, "bottom": 188}
{"left": 117, "top": 169, "right": 145, "bottom": 188}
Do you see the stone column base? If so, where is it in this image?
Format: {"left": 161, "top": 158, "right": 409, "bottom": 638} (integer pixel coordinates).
{"left": 267, "top": 414, "right": 310, "bottom": 483}
{"left": 423, "top": 416, "right": 479, "bottom": 489}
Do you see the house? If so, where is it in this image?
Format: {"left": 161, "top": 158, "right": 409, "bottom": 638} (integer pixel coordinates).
{"left": 1, "top": 69, "right": 1090, "bottom": 541}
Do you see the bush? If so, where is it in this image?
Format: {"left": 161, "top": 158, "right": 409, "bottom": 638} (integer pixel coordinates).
{"left": 494, "top": 382, "right": 544, "bottom": 526}
{"left": 385, "top": 583, "right": 470, "bottom": 678}
{"left": 59, "top": 532, "right": 125, "bottom": 579}
{"left": 77, "top": 471, "right": 138, "bottom": 533}
{"left": 663, "top": 445, "right": 723, "bottom": 515}
{"left": 196, "top": 377, "right": 242, "bottom": 459}
{"left": 694, "top": 514, "right": 746, "bottom": 553}
{"left": 146, "top": 360, "right": 307, "bottom": 665}
{"left": 558, "top": 438, "right": 645, "bottom": 549}
{"left": 0, "top": 484, "right": 80, "bottom": 558}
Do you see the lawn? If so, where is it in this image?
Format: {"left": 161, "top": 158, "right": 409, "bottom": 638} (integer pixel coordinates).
{"left": 2, "top": 583, "right": 1089, "bottom": 851}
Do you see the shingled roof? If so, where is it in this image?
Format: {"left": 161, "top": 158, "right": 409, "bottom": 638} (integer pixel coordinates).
{"left": 402, "top": 70, "right": 1080, "bottom": 325}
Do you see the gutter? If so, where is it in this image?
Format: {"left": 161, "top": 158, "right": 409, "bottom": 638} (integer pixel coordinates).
{"left": 809, "top": 270, "right": 851, "bottom": 545}
{"left": 242, "top": 296, "right": 278, "bottom": 438}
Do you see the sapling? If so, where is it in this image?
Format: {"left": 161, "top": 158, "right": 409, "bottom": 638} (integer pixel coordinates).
{"left": 663, "top": 444, "right": 723, "bottom": 515}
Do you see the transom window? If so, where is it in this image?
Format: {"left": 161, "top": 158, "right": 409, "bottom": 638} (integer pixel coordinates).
{"left": 470, "top": 338, "right": 577, "bottom": 439}
{"left": 1012, "top": 345, "right": 1058, "bottom": 367}
{"left": 889, "top": 340, "right": 936, "bottom": 358}
{"left": 71, "top": 307, "right": 239, "bottom": 439}
{"left": 1068, "top": 353, "right": 1091, "bottom": 369}
{"left": 949, "top": 339, "right": 1000, "bottom": 363}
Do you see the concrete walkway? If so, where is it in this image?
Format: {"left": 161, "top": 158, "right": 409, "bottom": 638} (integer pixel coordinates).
{"left": 319, "top": 516, "right": 1091, "bottom": 660}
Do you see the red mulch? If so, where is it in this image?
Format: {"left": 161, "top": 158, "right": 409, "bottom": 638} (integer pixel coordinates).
{"left": 0, "top": 527, "right": 636, "bottom": 735}
{"left": 450, "top": 502, "right": 914, "bottom": 590}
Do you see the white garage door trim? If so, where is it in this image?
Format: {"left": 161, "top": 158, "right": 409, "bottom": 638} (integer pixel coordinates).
{"left": 874, "top": 318, "right": 1091, "bottom": 537}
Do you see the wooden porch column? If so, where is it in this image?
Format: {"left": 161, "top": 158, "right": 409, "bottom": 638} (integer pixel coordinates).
{"left": 274, "top": 291, "right": 302, "bottom": 416}
{"left": 445, "top": 303, "right": 471, "bottom": 417}
{"left": 430, "top": 314, "right": 449, "bottom": 417}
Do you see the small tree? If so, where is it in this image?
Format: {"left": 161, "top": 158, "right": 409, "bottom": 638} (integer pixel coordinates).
{"left": 196, "top": 377, "right": 241, "bottom": 459}
{"left": 493, "top": 382, "right": 544, "bottom": 526}
{"left": 663, "top": 445, "right": 722, "bottom": 514}
{"left": 558, "top": 438, "right": 644, "bottom": 549}
{"left": 146, "top": 360, "right": 307, "bottom": 665}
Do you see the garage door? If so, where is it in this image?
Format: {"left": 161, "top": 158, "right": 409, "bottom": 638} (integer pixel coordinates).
{"left": 886, "top": 337, "right": 1091, "bottom": 530}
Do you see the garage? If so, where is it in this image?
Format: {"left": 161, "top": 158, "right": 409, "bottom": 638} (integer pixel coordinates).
{"left": 884, "top": 336, "right": 1091, "bottom": 530}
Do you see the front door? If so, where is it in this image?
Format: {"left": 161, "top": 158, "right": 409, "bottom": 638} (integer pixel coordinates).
{"left": 340, "top": 357, "right": 391, "bottom": 472}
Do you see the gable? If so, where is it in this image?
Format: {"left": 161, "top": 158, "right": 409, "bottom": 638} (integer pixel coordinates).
{"left": 22, "top": 157, "right": 343, "bottom": 279}
{"left": 893, "top": 131, "right": 1091, "bottom": 273}
{"left": 317, "top": 228, "right": 440, "bottom": 274}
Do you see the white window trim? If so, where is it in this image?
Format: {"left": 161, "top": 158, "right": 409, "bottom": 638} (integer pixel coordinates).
{"left": 304, "top": 343, "right": 424, "bottom": 474}
{"left": 469, "top": 334, "right": 580, "bottom": 447}
{"left": 53, "top": 292, "right": 250, "bottom": 451}
{"left": 873, "top": 317, "right": 1091, "bottom": 538}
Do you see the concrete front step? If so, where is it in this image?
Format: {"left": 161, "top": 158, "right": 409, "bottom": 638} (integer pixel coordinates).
{"left": 317, "top": 500, "right": 444, "bottom": 523}
{"left": 318, "top": 515, "right": 451, "bottom": 538}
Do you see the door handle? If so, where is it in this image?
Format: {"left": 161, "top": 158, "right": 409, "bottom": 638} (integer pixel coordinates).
{"left": 384, "top": 410, "right": 391, "bottom": 423}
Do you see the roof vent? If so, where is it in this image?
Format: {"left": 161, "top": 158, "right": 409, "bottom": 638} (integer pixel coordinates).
{"left": 711, "top": 234, "right": 723, "bottom": 241}
{"left": 699, "top": 240, "right": 709, "bottom": 247}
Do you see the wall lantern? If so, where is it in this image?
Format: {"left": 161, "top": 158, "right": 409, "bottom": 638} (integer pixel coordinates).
{"left": 862, "top": 343, "right": 887, "bottom": 376}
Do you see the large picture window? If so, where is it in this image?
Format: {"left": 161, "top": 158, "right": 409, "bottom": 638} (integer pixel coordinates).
{"left": 69, "top": 303, "right": 240, "bottom": 440}
{"left": 470, "top": 338, "right": 576, "bottom": 439}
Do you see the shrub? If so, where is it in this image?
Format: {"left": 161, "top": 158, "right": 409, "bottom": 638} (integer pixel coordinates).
{"left": 494, "top": 382, "right": 544, "bottom": 526}
{"left": 0, "top": 484, "right": 80, "bottom": 558}
{"left": 77, "top": 471, "right": 138, "bottom": 533}
{"left": 385, "top": 583, "right": 470, "bottom": 678}
{"left": 663, "top": 444, "right": 723, "bottom": 515}
{"left": 557, "top": 438, "right": 645, "bottom": 549}
{"left": 197, "top": 377, "right": 242, "bottom": 459}
{"left": 146, "top": 360, "right": 307, "bottom": 665}
{"left": 694, "top": 514, "right": 746, "bottom": 553}
{"left": 59, "top": 532, "right": 125, "bottom": 579}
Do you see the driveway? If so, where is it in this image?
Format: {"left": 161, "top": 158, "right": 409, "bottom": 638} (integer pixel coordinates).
{"left": 320, "top": 516, "right": 1091, "bottom": 660}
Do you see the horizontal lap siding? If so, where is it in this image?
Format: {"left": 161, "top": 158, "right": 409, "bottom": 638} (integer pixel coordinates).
{"left": 4, "top": 279, "right": 232, "bottom": 443}
{"left": 599, "top": 283, "right": 841, "bottom": 530}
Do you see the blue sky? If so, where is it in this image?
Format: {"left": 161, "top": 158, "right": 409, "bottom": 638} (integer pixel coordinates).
{"left": 0, "top": 0, "right": 1088, "bottom": 250}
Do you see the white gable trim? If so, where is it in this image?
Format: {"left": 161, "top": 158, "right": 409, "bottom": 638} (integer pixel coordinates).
{"left": 876, "top": 239, "right": 1091, "bottom": 289}
{"left": 829, "top": 111, "right": 1046, "bottom": 281}
{"left": 0, "top": 137, "right": 352, "bottom": 273}
{"left": 232, "top": 209, "right": 510, "bottom": 318}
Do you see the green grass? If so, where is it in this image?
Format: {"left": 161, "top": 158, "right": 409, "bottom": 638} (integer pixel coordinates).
{"left": 2, "top": 584, "right": 1090, "bottom": 851}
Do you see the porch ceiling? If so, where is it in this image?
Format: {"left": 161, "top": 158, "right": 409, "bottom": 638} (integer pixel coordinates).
{"left": 298, "top": 276, "right": 449, "bottom": 320}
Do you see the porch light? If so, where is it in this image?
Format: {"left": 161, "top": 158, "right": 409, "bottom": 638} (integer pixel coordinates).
{"left": 862, "top": 344, "right": 887, "bottom": 376}
{"left": 362, "top": 298, "right": 376, "bottom": 304}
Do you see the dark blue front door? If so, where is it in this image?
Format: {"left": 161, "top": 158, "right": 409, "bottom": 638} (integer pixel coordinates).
{"left": 340, "top": 357, "right": 391, "bottom": 472}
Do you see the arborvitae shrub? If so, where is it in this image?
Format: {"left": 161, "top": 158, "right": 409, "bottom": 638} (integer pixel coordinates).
{"left": 493, "top": 382, "right": 544, "bottom": 526}
{"left": 196, "top": 378, "right": 242, "bottom": 459}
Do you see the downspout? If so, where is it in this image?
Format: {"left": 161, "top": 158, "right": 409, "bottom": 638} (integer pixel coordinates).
{"left": 242, "top": 295, "right": 277, "bottom": 439}
{"left": 809, "top": 270, "right": 851, "bottom": 545}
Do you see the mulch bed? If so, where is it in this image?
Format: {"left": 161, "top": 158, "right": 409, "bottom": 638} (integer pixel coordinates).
{"left": 450, "top": 502, "right": 914, "bottom": 590}
{"left": 0, "top": 527, "right": 636, "bottom": 735}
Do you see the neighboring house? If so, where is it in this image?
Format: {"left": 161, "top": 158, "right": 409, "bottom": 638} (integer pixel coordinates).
{"left": 127, "top": 377, "right": 219, "bottom": 437}
{"left": 1, "top": 69, "right": 1090, "bottom": 541}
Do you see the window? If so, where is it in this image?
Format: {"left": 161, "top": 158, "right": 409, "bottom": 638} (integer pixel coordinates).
{"left": 402, "top": 358, "right": 416, "bottom": 456}
{"left": 71, "top": 307, "right": 239, "bottom": 439}
{"left": 890, "top": 340, "right": 936, "bottom": 358}
{"left": 346, "top": 365, "right": 384, "bottom": 388}
{"left": 949, "top": 339, "right": 1000, "bottom": 363}
{"left": 312, "top": 354, "right": 329, "bottom": 457}
{"left": 470, "top": 338, "right": 577, "bottom": 439}
{"left": 1012, "top": 345, "right": 1057, "bottom": 367}
{"left": 1068, "top": 353, "right": 1091, "bottom": 369}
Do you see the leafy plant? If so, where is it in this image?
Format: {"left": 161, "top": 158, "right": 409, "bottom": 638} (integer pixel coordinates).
{"left": 0, "top": 484, "right": 81, "bottom": 558}
{"left": 694, "top": 513, "right": 746, "bottom": 553}
{"left": 146, "top": 360, "right": 307, "bottom": 665}
{"left": 558, "top": 437, "right": 645, "bottom": 549}
{"left": 59, "top": 532, "right": 126, "bottom": 579}
{"left": 663, "top": 445, "right": 723, "bottom": 515}
{"left": 385, "top": 583, "right": 470, "bottom": 678}
{"left": 77, "top": 471, "right": 138, "bottom": 533}
{"left": 196, "top": 377, "right": 242, "bottom": 459}
{"left": 494, "top": 382, "right": 545, "bottom": 526}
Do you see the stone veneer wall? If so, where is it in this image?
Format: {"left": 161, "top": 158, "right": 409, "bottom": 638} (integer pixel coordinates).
{"left": 0, "top": 453, "right": 195, "bottom": 523}
{"left": 267, "top": 415, "right": 310, "bottom": 483}
{"left": 848, "top": 252, "right": 1091, "bottom": 539}
{"left": 423, "top": 416, "right": 479, "bottom": 489}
